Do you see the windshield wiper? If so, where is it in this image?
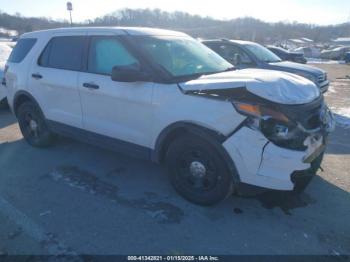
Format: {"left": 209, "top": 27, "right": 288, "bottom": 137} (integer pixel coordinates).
{"left": 172, "top": 73, "right": 206, "bottom": 82}
{"left": 222, "top": 66, "right": 236, "bottom": 72}
{"left": 265, "top": 60, "right": 282, "bottom": 63}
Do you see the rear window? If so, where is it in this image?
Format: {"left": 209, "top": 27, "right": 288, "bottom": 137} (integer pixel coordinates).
{"left": 38, "top": 36, "right": 86, "bottom": 71}
{"left": 8, "top": 38, "right": 37, "bottom": 63}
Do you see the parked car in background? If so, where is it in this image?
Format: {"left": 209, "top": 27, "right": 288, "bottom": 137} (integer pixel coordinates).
{"left": 203, "top": 39, "right": 329, "bottom": 93}
{"left": 293, "top": 46, "right": 321, "bottom": 58}
{"left": 4, "top": 27, "right": 334, "bottom": 205}
{"left": 320, "top": 46, "right": 350, "bottom": 60}
{"left": 345, "top": 52, "right": 350, "bottom": 64}
{"left": 267, "top": 46, "right": 307, "bottom": 64}
{"left": 0, "top": 41, "right": 13, "bottom": 108}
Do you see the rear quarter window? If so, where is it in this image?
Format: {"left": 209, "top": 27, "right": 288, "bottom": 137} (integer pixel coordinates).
{"left": 8, "top": 38, "right": 37, "bottom": 63}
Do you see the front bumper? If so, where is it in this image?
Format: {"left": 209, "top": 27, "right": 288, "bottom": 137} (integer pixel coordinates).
{"left": 223, "top": 127, "right": 325, "bottom": 191}
{"left": 291, "top": 152, "right": 323, "bottom": 193}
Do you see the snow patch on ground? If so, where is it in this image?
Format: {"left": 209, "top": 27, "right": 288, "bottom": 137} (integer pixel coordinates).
{"left": 332, "top": 81, "right": 350, "bottom": 86}
{"left": 307, "top": 58, "right": 346, "bottom": 64}
{"left": 0, "top": 27, "right": 18, "bottom": 37}
{"left": 325, "top": 85, "right": 337, "bottom": 94}
{"left": 331, "top": 107, "right": 350, "bottom": 129}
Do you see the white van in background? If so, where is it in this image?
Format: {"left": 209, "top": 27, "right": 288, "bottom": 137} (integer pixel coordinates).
{"left": 0, "top": 41, "right": 13, "bottom": 107}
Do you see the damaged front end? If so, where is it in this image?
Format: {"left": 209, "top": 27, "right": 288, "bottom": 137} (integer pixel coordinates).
{"left": 232, "top": 94, "right": 334, "bottom": 163}
{"left": 183, "top": 86, "right": 334, "bottom": 163}
{"left": 182, "top": 85, "right": 335, "bottom": 191}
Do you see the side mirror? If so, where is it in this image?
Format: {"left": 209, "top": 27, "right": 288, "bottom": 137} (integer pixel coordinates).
{"left": 232, "top": 54, "right": 242, "bottom": 66}
{"left": 111, "top": 65, "right": 150, "bottom": 83}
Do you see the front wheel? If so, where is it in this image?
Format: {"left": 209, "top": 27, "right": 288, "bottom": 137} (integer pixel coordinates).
{"left": 165, "top": 134, "right": 234, "bottom": 206}
{"left": 17, "top": 101, "right": 54, "bottom": 147}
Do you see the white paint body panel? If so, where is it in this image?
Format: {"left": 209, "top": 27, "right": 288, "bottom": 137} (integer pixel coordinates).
{"left": 0, "top": 42, "right": 13, "bottom": 101}
{"left": 223, "top": 127, "right": 310, "bottom": 190}
{"left": 149, "top": 84, "right": 246, "bottom": 148}
{"left": 26, "top": 32, "right": 85, "bottom": 128}
{"left": 179, "top": 69, "right": 320, "bottom": 105}
{"left": 78, "top": 73, "right": 155, "bottom": 147}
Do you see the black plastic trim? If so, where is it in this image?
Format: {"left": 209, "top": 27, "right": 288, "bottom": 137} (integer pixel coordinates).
{"left": 47, "top": 120, "right": 152, "bottom": 160}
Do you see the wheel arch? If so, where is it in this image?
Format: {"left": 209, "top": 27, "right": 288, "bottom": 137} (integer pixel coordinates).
{"left": 152, "top": 121, "right": 240, "bottom": 182}
{"left": 13, "top": 91, "right": 43, "bottom": 117}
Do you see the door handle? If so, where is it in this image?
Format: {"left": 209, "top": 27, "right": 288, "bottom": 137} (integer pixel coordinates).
{"left": 32, "top": 73, "right": 43, "bottom": 79}
{"left": 83, "top": 82, "right": 99, "bottom": 89}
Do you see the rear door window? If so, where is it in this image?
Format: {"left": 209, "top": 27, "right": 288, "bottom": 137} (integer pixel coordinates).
{"left": 39, "top": 36, "right": 86, "bottom": 71}
{"left": 88, "top": 36, "right": 139, "bottom": 75}
{"left": 8, "top": 38, "right": 37, "bottom": 63}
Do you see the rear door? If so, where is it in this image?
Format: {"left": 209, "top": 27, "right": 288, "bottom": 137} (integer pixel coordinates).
{"left": 27, "top": 33, "right": 87, "bottom": 128}
{"left": 78, "top": 34, "right": 155, "bottom": 148}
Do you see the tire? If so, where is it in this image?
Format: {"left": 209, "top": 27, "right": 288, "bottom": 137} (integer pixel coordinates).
{"left": 0, "top": 98, "right": 8, "bottom": 109}
{"left": 17, "top": 101, "right": 54, "bottom": 147}
{"left": 165, "top": 134, "right": 234, "bottom": 206}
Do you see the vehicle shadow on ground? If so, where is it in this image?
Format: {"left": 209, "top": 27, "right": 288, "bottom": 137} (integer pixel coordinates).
{"left": 0, "top": 108, "right": 16, "bottom": 129}
{"left": 0, "top": 136, "right": 349, "bottom": 218}
{"left": 0, "top": 137, "right": 349, "bottom": 254}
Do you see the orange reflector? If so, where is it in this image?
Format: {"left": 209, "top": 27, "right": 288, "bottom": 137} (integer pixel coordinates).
{"left": 236, "top": 103, "right": 261, "bottom": 116}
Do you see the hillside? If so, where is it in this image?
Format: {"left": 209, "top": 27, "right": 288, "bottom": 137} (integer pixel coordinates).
{"left": 0, "top": 9, "right": 349, "bottom": 42}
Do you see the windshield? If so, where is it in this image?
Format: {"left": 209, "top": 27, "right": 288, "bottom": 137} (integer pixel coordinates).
{"left": 245, "top": 43, "right": 282, "bottom": 63}
{"left": 136, "top": 36, "right": 233, "bottom": 79}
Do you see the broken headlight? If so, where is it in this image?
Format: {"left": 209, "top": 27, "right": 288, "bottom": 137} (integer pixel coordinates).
{"left": 232, "top": 102, "right": 289, "bottom": 122}
{"left": 232, "top": 102, "right": 306, "bottom": 149}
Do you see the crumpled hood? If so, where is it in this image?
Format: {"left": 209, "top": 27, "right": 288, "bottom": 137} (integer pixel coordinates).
{"left": 268, "top": 61, "right": 325, "bottom": 76}
{"left": 179, "top": 69, "right": 320, "bottom": 105}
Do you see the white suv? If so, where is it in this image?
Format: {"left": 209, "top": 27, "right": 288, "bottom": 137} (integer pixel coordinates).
{"left": 3, "top": 27, "right": 334, "bottom": 205}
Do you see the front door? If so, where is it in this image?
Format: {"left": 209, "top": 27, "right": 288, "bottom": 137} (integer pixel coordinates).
{"left": 78, "top": 35, "right": 154, "bottom": 148}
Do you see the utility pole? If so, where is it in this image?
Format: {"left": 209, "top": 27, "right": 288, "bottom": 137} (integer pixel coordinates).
{"left": 348, "top": 9, "right": 350, "bottom": 36}
{"left": 67, "top": 2, "right": 73, "bottom": 26}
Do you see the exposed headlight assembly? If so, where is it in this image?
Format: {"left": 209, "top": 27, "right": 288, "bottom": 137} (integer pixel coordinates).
{"left": 232, "top": 102, "right": 294, "bottom": 140}
{"left": 232, "top": 101, "right": 335, "bottom": 151}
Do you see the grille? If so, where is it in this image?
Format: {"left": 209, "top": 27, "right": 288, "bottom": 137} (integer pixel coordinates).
{"left": 317, "top": 73, "right": 327, "bottom": 83}
{"left": 272, "top": 97, "right": 327, "bottom": 151}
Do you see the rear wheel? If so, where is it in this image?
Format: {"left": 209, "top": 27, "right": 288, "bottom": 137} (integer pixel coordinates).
{"left": 0, "top": 98, "right": 8, "bottom": 109}
{"left": 165, "top": 134, "right": 234, "bottom": 206}
{"left": 17, "top": 101, "right": 54, "bottom": 147}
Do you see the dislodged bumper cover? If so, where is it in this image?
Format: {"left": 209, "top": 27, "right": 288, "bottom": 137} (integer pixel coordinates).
{"left": 179, "top": 69, "right": 320, "bottom": 105}
{"left": 223, "top": 127, "right": 311, "bottom": 190}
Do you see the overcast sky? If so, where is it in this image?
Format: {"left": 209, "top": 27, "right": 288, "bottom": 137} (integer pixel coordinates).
{"left": 0, "top": 0, "right": 349, "bottom": 25}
